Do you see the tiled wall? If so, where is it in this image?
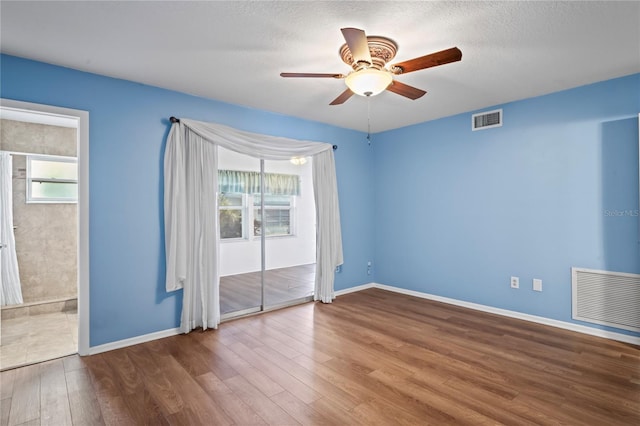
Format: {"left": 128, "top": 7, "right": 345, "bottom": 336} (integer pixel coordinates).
{"left": 1, "top": 119, "right": 77, "bottom": 304}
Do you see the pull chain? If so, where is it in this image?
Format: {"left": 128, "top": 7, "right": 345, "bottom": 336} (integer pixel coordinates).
{"left": 366, "top": 96, "right": 371, "bottom": 145}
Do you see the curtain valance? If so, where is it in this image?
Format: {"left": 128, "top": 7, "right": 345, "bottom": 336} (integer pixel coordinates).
{"left": 218, "top": 170, "right": 300, "bottom": 196}
{"left": 179, "top": 119, "right": 333, "bottom": 159}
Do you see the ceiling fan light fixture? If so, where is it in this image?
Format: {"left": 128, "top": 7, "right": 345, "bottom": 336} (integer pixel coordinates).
{"left": 345, "top": 68, "right": 393, "bottom": 97}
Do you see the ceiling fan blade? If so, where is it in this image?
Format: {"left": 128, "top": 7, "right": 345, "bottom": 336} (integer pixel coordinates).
{"left": 390, "top": 47, "right": 462, "bottom": 74}
{"left": 329, "top": 88, "right": 354, "bottom": 105}
{"left": 341, "top": 27, "right": 372, "bottom": 66}
{"left": 280, "top": 72, "right": 345, "bottom": 78}
{"left": 386, "top": 80, "right": 427, "bottom": 100}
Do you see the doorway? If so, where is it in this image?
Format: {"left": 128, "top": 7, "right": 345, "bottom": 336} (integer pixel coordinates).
{"left": 0, "top": 100, "right": 89, "bottom": 370}
{"left": 218, "top": 147, "right": 316, "bottom": 319}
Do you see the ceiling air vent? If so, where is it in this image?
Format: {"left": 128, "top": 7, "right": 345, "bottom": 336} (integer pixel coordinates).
{"left": 472, "top": 109, "right": 502, "bottom": 131}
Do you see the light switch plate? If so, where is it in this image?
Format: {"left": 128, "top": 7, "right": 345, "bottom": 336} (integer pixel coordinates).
{"left": 533, "top": 279, "right": 542, "bottom": 292}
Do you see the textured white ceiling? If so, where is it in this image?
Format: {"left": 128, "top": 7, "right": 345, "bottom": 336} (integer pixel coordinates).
{"left": 1, "top": 1, "right": 639, "bottom": 133}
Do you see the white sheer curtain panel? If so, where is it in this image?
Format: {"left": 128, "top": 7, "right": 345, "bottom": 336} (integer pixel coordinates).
{"left": 0, "top": 152, "right": 24, "bottom": 306}
{"left": 312, "top": 149, "right": 344, "bottom": 302}
{"left": 164, "top": 125, "right": 219, "bottom": 332}
{"left": 164, "top": 119, "right": 343, "bottom": 332}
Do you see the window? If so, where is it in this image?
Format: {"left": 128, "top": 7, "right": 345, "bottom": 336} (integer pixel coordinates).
{"left": 219, "top": 193, "right": 245, "bottom": 239}
{"left": 219, "top": 193, "right": 295, "bottom": 240}
{"left": 218, "top": 169, "right": 299, "bottom": 240}
{"left": 27, "top": 155, "right": 78, "bottom": 203}
{"left": 254, "top": 195, "right": 293, "bottom": 237}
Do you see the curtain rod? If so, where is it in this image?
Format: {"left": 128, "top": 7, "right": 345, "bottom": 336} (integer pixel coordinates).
{"left": 169, "top": 117, "right": 338, "bottom": 151}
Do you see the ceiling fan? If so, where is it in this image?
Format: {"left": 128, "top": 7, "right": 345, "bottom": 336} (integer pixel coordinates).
{"left": 281, "top": 28, "right": 462, "bottom": 105}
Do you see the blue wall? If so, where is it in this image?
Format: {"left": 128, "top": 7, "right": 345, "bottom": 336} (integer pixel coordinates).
{"left": 1, "top": 54, "right": 375, "bottom": 346}
{"left": 2, "top": 54, "right": 638, "bottom": 345}
{"left": 373, "top": 73, "right": 640, "bottom": 337}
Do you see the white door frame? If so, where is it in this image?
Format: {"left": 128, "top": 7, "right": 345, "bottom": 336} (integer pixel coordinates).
{"left": 1, "top": 98, "right": 90, "bottom": 355}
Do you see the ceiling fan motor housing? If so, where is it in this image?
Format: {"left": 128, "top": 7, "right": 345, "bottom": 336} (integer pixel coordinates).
{"left": 339, "top": 36, "right": 398, "bottom": 71}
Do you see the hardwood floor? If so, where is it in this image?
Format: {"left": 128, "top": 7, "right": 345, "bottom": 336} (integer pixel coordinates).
{"left": 220, "top": 264, "right": 315, "bottom": 315}
{"left": 1, "top": 288, "right": 639, "bottom": 425}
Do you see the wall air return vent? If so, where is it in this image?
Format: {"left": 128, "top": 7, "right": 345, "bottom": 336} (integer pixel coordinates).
{"left": 472, "top": 109, "right": 502, "bottom": 131}
{"left": 572, "top": 267, "right": 640, "bottom": 332}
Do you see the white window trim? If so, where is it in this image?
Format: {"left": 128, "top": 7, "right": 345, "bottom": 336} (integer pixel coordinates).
{"left": 26, "top": 154, "right": 78, "bottom": 204}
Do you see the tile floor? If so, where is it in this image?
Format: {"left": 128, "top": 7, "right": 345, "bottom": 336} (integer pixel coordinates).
{"left": 0, "top": 310, "right": 77, "bottom": 371}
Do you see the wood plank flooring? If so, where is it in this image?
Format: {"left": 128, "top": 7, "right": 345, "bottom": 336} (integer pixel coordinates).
{"left": 220, "top": 264, "right": 315, "bottom": 315}
{"left": 2, "top": 288, "right": 639, "bottom": 425}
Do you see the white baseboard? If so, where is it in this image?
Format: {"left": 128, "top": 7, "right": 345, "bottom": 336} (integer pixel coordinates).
{"left": 88, "top": 327, "right": 181, "bottom": 355}
{"left": 334, "top": 283, "right": 375, "bottom": 297}
{"left": 86, "top": 281, "right": 639, "bottom": 355}
{"left": 361, "top": 282, "right": 640, "bottom": 346}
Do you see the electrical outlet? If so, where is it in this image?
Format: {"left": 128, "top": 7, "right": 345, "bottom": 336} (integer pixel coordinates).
{"left": 367, "top": 261, "right": 372, "bottom": 275}
{"left": 510, "top": 276, "right": 519, "bottom": 289}
{"left": 335, "top": 265, "right": 342, "bottom": 273}
{"left": 533, "top": 279, "right": 542, "bottom": 292}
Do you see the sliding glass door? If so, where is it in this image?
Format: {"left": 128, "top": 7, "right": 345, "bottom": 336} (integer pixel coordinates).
{"left": 263, "top": 158, "right": 316, "bottom": 309}
{"left": 218, "top": 147, "right": 262, "bottom": 317}
{"left": 218, "top": 147, "right": 316, "bottom": 319}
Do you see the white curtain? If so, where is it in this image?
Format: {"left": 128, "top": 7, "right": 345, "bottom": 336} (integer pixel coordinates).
{"left": 164, "top": 119, "right": 343, "bottom": 333}
{"left": 0, "top": 152, "right": 23, "bottom": 306}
